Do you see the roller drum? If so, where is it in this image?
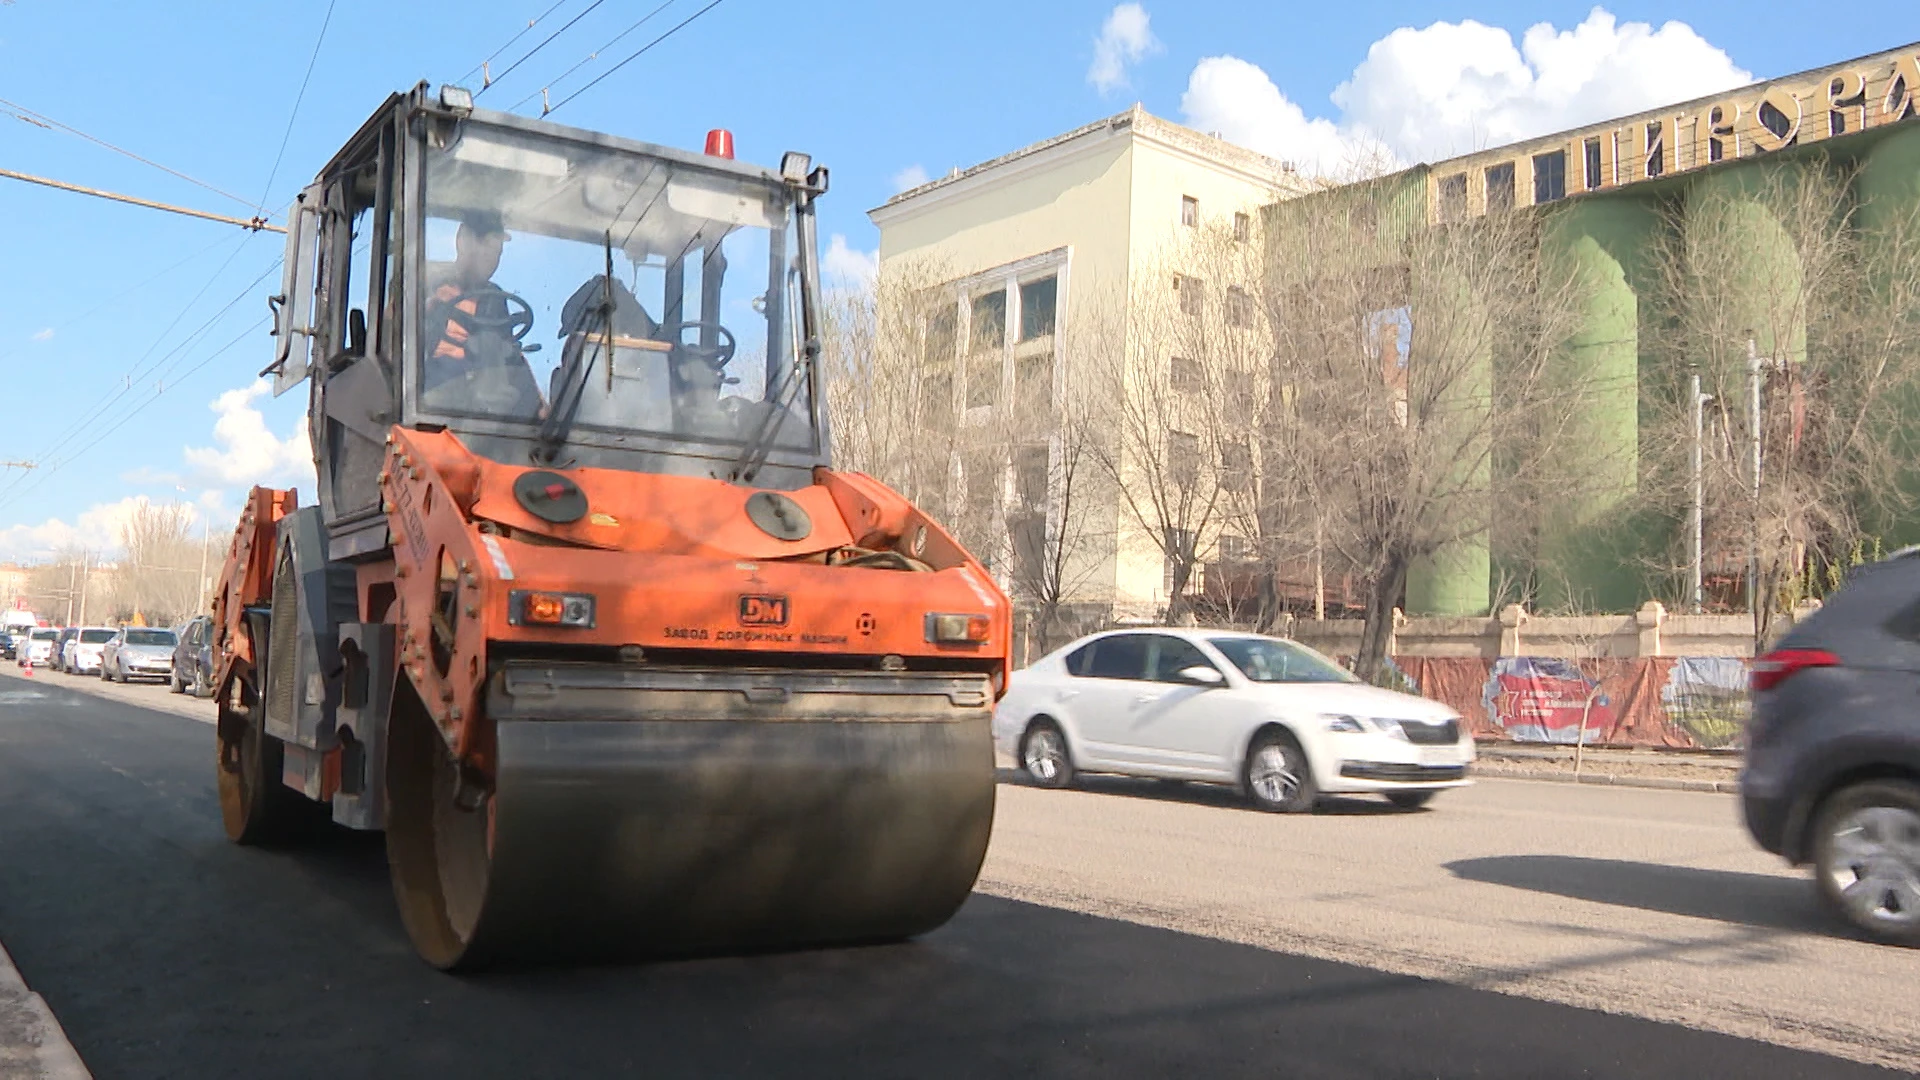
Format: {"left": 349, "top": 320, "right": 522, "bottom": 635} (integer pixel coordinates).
{"left": 388, "top": 664, "right": 997, "bottom": 968}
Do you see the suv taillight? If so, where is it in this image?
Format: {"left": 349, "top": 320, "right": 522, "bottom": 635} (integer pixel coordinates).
{"left": 1750, "top": 648, "right": 1840, "bottom": 692}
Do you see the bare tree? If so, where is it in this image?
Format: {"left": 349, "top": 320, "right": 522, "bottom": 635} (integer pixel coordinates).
{"left": 1638, "top": 162, "right": 1920, "bottom": 647}
{"left": 1260, "top": 173, "right": 1596, "bottom": 681}
{"left": 116, "top": 500, "right": 201, "bottom": 626}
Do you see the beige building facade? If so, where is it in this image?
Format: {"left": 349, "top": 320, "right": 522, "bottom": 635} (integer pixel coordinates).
{"left": 869, "top": 106, "right": 1309, "bottom": 625}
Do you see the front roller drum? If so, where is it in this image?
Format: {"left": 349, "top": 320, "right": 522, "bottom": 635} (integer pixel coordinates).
{"left": 386, "top": 708, "right": 995, "bottom": 969}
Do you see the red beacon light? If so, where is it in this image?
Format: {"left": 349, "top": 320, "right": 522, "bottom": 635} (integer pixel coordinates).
{"left": 704, "top": 129, "right": 735, "bottom": 160}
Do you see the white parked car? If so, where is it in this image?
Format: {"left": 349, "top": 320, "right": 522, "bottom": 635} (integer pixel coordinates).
{"left": 61, "top": 627, "right": 118, "bottom": 676}
{"left": 993, "top": 629, "right": 1475, "bottom": 812}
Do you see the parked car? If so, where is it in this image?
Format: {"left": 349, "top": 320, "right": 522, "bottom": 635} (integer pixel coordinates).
{"left": 19, "top": 627, "right": 59, "bottom": 666}
{"left": 49, "top": 627, "right": 80, "bottom": 672}
{"left": 993, "top": 629, "right": 1474, "bottom": 812}
{"left": 61, "top": 627, "right": 118, "bottom": 676}
{"left": 1742, "top": 550, "right": 1920, "bottom": 945}
{"left": 170, "top": 615, "right": 215, "bottom": 697}
{"left": 100, "top": 626, "right": 178, "bottom": 684}
{"left": 0, "top": 631, "right": 17, "bottom": 660}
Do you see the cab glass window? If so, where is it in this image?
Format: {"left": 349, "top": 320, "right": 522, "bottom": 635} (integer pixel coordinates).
{"left": 1147, "top": 636, "right": 1216, "bottom": 682}
{"left": 1083, "top": 635, "right": 1150, "bottom": 680}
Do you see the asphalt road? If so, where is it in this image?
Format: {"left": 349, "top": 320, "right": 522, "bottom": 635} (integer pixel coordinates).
{"left": 0, "top": 669, "right": 1906, "bottom": 1079}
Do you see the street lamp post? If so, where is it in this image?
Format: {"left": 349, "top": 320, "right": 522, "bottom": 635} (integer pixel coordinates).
{"left": 1689, "top": 372, "right": 1713, "bottom": 615}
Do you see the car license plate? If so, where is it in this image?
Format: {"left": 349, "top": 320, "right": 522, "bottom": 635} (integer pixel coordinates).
{"left": 1418, "top": 746, "right": 1461, "bottom": 766}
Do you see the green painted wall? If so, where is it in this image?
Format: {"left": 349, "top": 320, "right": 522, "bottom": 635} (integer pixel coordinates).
{"left": 1534, "top": 197, "right": 1661, "bottom": 613}
{"left": 1856, "top": 125, "right": 1920, "bottom": 548}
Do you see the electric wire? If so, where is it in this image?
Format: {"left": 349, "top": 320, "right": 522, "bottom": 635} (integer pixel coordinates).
{"left": 454, "top": 0, "right": 570, "bottom": 87}
{"left": 0, "top": 250, "right": 283, "bottom": 511}
{"left": 256, "top": 0, "right": 337, "bottom": 215}
{"left": 474, "top": 0, "right": 609, "bottom": 99}
{"left": 545, "top": 0, "right": 727, "bottom": 116}
{"left": 0, "top": 96, "right": 260, "bottom": 213}
{"left": 507, "top": 0, "right": 677, "bottom": 114}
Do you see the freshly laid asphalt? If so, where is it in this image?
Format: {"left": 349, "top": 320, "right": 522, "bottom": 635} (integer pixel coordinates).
{"left": 0, "top": 671, "right": 1903, "bottom": 1079}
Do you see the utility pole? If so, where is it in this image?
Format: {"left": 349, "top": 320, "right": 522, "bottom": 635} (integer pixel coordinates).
{"left": 1689, "top": 372, "right": 1713, "bottom": 614}
{"left": 197, "top": 518, "right": 213, "bottom": 610}
{"left": 1746, "top": 335, "right": 1768, "bottom": 621}
{"left": 76, "top": 551, "right": 90, "bottom": 627}
{"left": 64, "top": 557, "right": 76, "bottom": 626}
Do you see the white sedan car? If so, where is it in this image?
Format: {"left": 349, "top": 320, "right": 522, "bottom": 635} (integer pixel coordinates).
{"left": 993, "top": 629, "right": 1475, "bottom": 812}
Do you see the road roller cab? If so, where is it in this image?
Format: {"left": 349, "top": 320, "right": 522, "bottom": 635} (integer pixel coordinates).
{"left": 208, "top": 83, "right": 1008, "bottom": 969}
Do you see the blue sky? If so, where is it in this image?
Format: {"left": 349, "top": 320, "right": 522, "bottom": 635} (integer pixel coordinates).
{"left": 0, "top": 1, "right": 1902, "bottom": 560}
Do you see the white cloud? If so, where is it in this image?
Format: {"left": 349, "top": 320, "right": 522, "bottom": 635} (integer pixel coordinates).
{"left": 822, "top": 234, "right": 878, "bottom": 289}
{"left": 181, "top": 380, "right": 314, "bottom": 489}
{"left": 1182, "top": 56, "right": 1362, "bottom": 176}
{"left": 0, "top": 495, "right": 206, "bottom": 563}
{"left": 891, "top": 164, "right": 931, "bottom": 193}
{"left": 1180, "top": 8, "right": 1751, "bottom": 174}
{"left": 31, "top": 328, "right": 53, "bottom": 342}
{"left": 1088, "top": 3, "right": 1160, "bottom": 96}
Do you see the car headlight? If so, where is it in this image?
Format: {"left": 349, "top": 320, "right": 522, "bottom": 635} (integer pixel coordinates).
{"left": 1370, "top": 717, "right": 1408, "bottom": 741}
{"left": 1323, "top": 714, "right": 1366, "bottom": 733}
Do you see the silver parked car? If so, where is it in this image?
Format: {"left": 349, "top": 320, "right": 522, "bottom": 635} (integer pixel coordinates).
{"left": 100, "top": 627, "right": 178, "bottom": 683}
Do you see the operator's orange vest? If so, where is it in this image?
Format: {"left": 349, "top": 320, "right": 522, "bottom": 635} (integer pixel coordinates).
{"left": 433, "top": 283, "right": 479, "bottom": 360}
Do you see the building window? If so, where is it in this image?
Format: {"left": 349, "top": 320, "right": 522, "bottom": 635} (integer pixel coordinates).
{"left": 1532, "top": 150, "right": 1566, "bottom": 203}
{"left": 919, "top": 372, "right": 953, "bottom": 431}
{"left": 966, "top": 351, "right": 1000, "bottom": 410}
{"left": 1225, "top": 286, "right": 1253, "bottom": 328}
{"left": 1168, "top": 430, "right": 1200, "bottom": 489}
{"left": 965, "top": 460, "right": 1002, "bottom": 514}
{"left": 1484, "top": 162, "right": 1515, "bottom": 214}
{"left": 1014, "top": 444, "right": 1049, "bottom": 510}
{"left": 1019, "top": 275, "right": 1057, "bottom": 341}
{"left": 1170, "top": 356, "right": 1202, "bottom": 394}
{"left": 1219, "top": 440, "right": 1252, "bottom": 493}
{"left": 1181, "top": 195, "right": 1198, "bottom": 227}
{"left": 1218, "top": 533, "right": 1254, "bottom": 563}
{"left": 1016, "top": 354, "right": 1052, "bottom": 412}
{"left": 1583, "top": 138, "right": 1603, "bottom": 191}
{"left": 924, "top": 305, "right": 957, "bottom": 363}
{"left": 1436, "top": 173, "right": 1468, "bottom": 223}
{"left": 969, "top": 289, "right": 1006, "bottom": 353}
{"left": 1175, "top": 274, "right": 1204, "bottom": 317}
{"left": 1233, "top": 212, "right": 1251, "bottom": 243}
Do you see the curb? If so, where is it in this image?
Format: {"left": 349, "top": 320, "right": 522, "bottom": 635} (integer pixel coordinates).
{"left": 0, "top": 942, "right": 91, "bottom": 1079}
{"left": 1476, "top": 767, "right": 1738, "bottom": 794}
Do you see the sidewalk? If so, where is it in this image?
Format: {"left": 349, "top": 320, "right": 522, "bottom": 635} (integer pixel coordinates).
{"left": 0, "top": 943, "right": 89, "bottom": 1080}
{"left": 1474, "top": 741, "right": 1741, "bottom": 794}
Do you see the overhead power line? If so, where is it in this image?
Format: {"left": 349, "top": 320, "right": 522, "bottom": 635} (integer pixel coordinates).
{"left": 256, "top": 0, "right": 338, "bottom": 215}
{"left": 547, "top": 0, "right": 728, "bottom": 116}
{"left": 476, "top": 0, "right": 609, "bottom": 99}
{"left": 456, "top": 0, "right": 570, "bottom": 88}
{"left": 0, "top": 166, "right": 285, "bottom": 233}
{"left": 0, "top": 96, "right": 261, "bottom": 213}
{"left": 509, "top": 0, "right": 677, "bottom": 114}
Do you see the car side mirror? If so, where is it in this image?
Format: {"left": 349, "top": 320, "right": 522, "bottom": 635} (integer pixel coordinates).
{"left": 1179, "top": 665, "right": 1225, "bottom": 687}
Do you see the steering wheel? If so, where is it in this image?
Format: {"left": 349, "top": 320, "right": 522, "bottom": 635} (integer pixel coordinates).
{"left": 434, "top": 286, "right": 535, "bottom": 344}
{"left": 657, "top": 319, "right": 737, "bottom": 372}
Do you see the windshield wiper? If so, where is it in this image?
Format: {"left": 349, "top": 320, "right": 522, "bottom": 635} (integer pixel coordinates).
{"left": 535, "top": 230, "right": 617, "bottom": 464}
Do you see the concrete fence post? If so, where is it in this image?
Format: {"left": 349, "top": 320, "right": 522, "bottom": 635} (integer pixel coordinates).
{"left": 1636, "top": 600, "right": 1666, "bottom": 658}
{"left": 1498, "top": 604, "right": 1527, "bottom": 657}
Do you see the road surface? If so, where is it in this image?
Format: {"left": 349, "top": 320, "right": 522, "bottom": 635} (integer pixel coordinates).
{"left": 0, "top": 667, "right": 1906, "bottom": 1078}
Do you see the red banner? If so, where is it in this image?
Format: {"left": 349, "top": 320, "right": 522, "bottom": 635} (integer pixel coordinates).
{"left": 1391, "top": 656, "right": 1748, "bottom": 750}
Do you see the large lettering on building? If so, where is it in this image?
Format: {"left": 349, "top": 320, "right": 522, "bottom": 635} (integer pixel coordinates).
{"left": 1436, "top": 46, "right": 1920, "bottom": 217}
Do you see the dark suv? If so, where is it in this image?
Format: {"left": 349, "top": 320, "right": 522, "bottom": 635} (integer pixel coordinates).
{"left": 170, "top": 615, "right": 215, "bottom": 698}
{"left": 1743, "top": 550, "right": 1920, "bottom": 944}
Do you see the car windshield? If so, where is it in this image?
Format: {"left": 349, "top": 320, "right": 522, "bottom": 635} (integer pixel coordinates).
{"left": 1207, "top": 637, "right": 1357, "bottom": 684}
{"left": 126, "top": 630, "right": 175, "bottom": 647}
{"left": 80, "top": 629, "right": 115, "bottom": 644}
{"left": 31, "top": 630, "right": 56, "bottom": 641}
{"left": 419, "top": 121, "right": 814, "bottom": 456}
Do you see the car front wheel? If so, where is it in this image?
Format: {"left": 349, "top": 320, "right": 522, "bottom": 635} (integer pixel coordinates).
{"left": 1244, "top": 731, "right": 1316, "bottom": 813}
{"left": 1020, "top": 720, "right": 1074, "bottom": 789}
{"left": 1812, "top": 780, "right": 1920, "bottom": 945}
